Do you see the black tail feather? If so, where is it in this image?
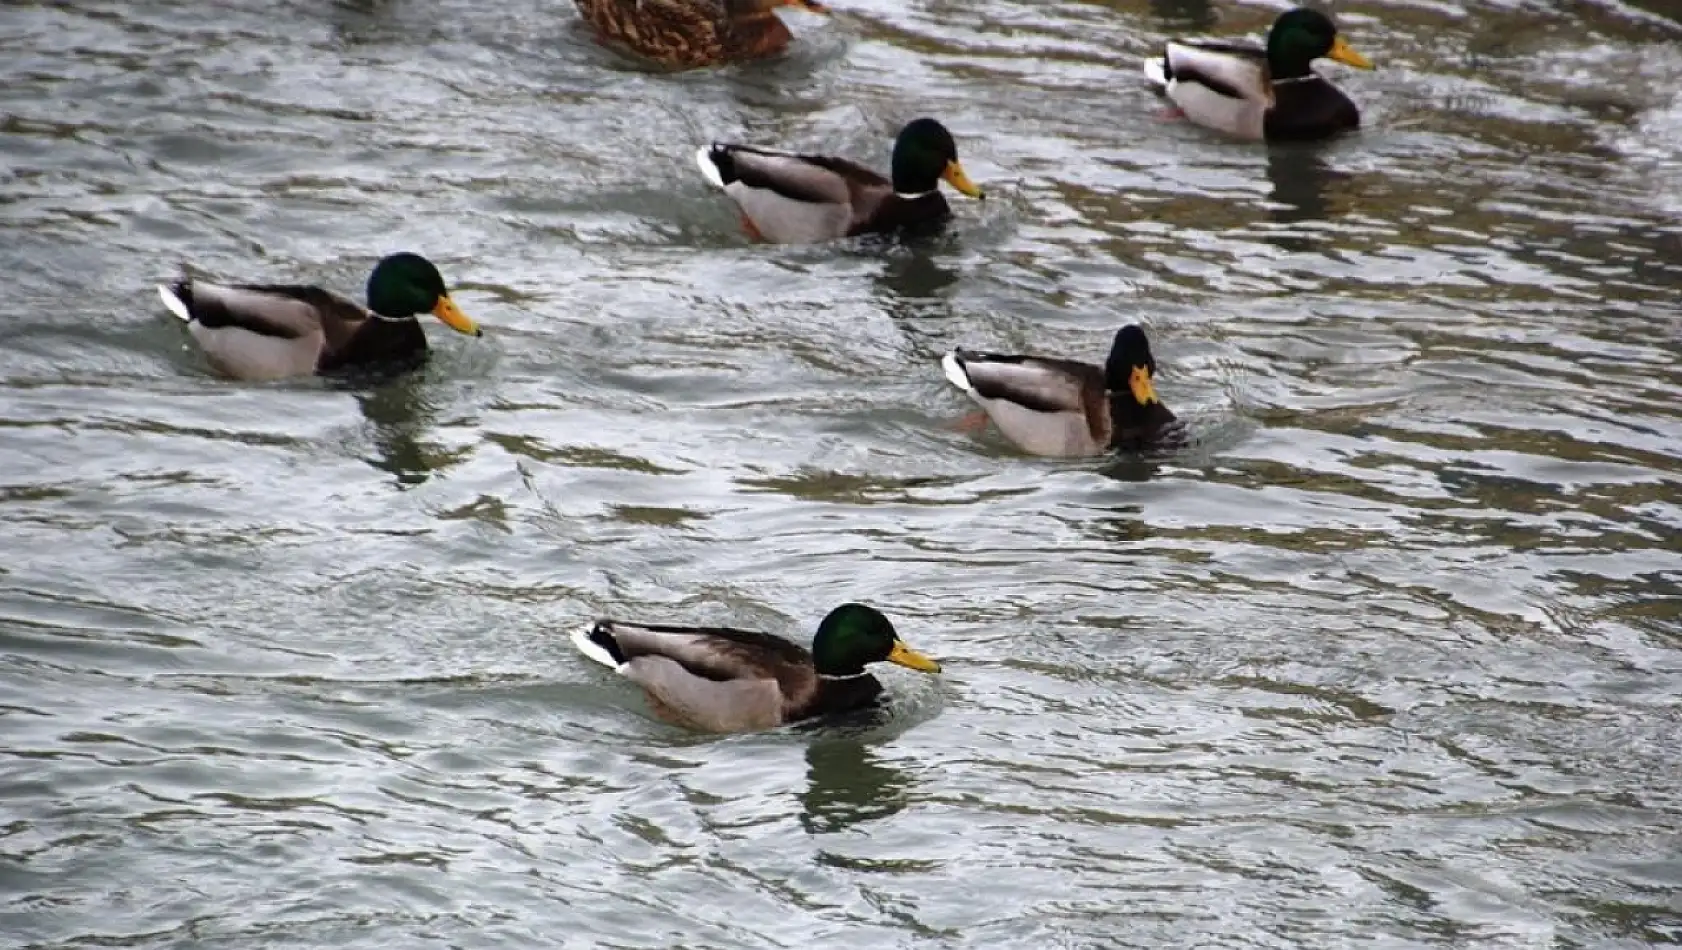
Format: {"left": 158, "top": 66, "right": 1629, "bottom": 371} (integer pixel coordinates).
{"left": 588, "top": 621, "right": 628, "bottom": 665}
{"left": 706, "top": 144, "right": 740, "bottom": 186}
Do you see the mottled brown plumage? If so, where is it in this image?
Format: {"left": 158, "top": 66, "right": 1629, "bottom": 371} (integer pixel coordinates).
{"left": 573, "top": 0, "right": 827, "bottom": 70}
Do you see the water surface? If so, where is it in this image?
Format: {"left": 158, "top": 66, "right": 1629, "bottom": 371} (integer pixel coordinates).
{"left": 3, "top": 0, "right": 1681, "bottom": 946}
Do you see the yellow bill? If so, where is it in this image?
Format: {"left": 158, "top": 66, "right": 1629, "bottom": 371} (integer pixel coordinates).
{"left": 887, "top": 639, "right": 941, "bottom": 674}
{"left": 942, "top": 160, "right": 984, "bottom": 200}
{"left": 431, "top": 294, "right": 483, "bottom": 337}
{"left": 1129, "top": 366, "right": 1160, "bottom": 406}
{"left": 1328, "top": 36, "right": 1373, "bottom": 70}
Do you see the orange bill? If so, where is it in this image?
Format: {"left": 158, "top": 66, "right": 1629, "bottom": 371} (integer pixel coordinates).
{"left": 431, "top": 294, "right": 483, "bottom": 337}
{"left": 1328, "top": 36, "right": 1373, "bottom": 69}
{"left": 887, "top": 640, "right": 941, "bottom": 674}
{"left": 941, "top": 159, "right": 984, "bottom": 199}
{"left": 1129, "top": 366, "right": 1160, "bottom": 406}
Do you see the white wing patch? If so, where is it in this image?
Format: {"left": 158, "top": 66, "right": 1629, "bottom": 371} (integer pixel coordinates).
{"left": 157, "top": 285, "right": 192, "bottom": 322}
{"left": 694, "top": 146, "right": 727, "bottom": 190}
{"left": 941, "top": 350, "right": 975, "bottom": 393}
{"left": 1142, "top": 56, "right": 1169, "bottom": 91}
{"left": 570, "top": 623, "right": 625, "bottom": 671}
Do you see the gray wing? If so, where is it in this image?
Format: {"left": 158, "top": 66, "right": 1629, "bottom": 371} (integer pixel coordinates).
{"left": 595, "top": 620, "right": 810, "bottom": 680}
{"left": 729, "top": 186, "right": 854, "bottom": 243}
{"left": 184, "top": 281, "right": 343, "bottom": 339}
{"left": 950, "top": 352, "right": 1100, "bottom": 414}
{"left": 947, "top": 351, "right": 1111, "bottom": 457}
{"left": 712, "top": 146, "right": 873, "bottom": 243}
{"left": 1164, "top": 40, "right": 1270, "bottom": 102}
{"left": 722, "top": 146, "right": 860, "bottom": 205}
{"left": 621, "top": 656, "right": 786, "bottom": 733}
{"left": 170, "top": 281, "right": 343, "bottom": 380}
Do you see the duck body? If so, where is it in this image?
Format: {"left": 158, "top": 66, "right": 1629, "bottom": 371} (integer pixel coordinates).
{"left": 942, "top": 325, "right": 1184, "bottom": 458}
{"left": 1142, "top": 7, "right": 1372, "bottom": 142}
{"left": 156, "top": 252, "right": 481, "bottom": 382}
{"left": 574, "top": 620, "right": 877, "bottom": 732}
{"left": 694, "top": 145, "right": 950, "bottom": 243}
{"left": 571, "top": 604, "right": 941, "bottom": 734}
{"left": 159, "top": 281, "right": 423, "bottom": 381}
{"left": 694, "top": 117, "right": 983, "bottom": 244}
{"left": 574, "top": 0, "right": 824, "bottom": 70}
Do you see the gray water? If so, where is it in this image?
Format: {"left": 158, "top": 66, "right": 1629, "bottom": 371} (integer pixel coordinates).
{"left": 4, "top": 0, "right": 1682, "bottom": 946}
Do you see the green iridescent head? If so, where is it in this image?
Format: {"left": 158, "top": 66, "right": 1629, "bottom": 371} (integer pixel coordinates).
{"left": 890, "top": 118, "right": 984, "bottom": 199}
{"left": 810, "top": 603, "right": 941, "bottom": 677}
{"left": 1266, "top": 8, "right": 1373, "bottom": 78}
{"left": 365, "top": 252, "right": 480, "bottom": 336}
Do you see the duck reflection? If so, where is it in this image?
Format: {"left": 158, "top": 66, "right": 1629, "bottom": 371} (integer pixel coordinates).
{"left": 1265, "top": 145, "right": 1349, "bottom": 224}
{"left": 1261, "top": 145, "right": 1352, "bottom": 253}
{"left": 1078, "top": 502, "right": 1153, "bottom": 545}
{"left": 870, "top": 244, "right": 962, "bottom": 361}
{"left": 326, "top": 0, "right": 403, "bottom": 46}
{"left": 874, "top": 243, "right": 955, "bottom": 322}
{"left": 1147, "top": 0, "right": 1216, "bottom": 31}
{"left": 339, "top": 368, "right": 456, "bottom": 487}
{"left": 1096, "top": 457, "right": 1167, "bottom": 484}
{"left": 876, "top": 245, "right": 961, "bottom": 305}
{"left": 798, "top": 736, "right": 914, "bottom": 834}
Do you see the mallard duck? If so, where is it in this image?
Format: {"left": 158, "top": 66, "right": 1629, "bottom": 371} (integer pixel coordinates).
{"left": 156, "top": 252, "right": 482, "bottom": 381}
{"left": 941, "top": 324, "right": 1184, "bottom": 457}
{"left": 693, "top": 117, "right": 984, "bottom": 244}
{"left": 574, "top": 0, "right": 827, "bottom": 71}
{"left": 571, "top": 603, "right": 941, "bottom": 733}
{"left": 1142, "top": 7, "right": 1373, "bottom": 142}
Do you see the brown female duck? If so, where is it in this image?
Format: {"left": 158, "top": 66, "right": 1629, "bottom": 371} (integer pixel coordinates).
{"left": 574, "top": 0, "right": 827, "bottom": 70}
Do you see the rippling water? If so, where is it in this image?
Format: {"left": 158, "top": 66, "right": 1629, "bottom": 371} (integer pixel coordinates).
{"left": 4, "top": 0, "right": 1682, "bottom": 946}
